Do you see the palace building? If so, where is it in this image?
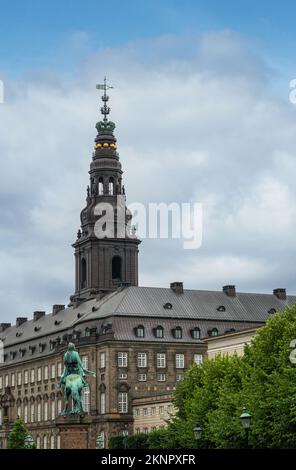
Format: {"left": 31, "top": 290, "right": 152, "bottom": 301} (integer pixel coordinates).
{"left": 0, "top": 84, "right": 294, "bottom": 448}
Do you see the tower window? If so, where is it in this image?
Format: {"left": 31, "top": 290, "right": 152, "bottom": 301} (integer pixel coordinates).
{"left": 98, "top": 178, "right": 104, "bottom": 195}
{"left": 108, "top": 178, "right": 114, "bottom": 195}
{"left": 112, "top": 256, "right": 122, "bottom": 281}
{"left": 81, "top": 258, "right": 87, "bottom": 289}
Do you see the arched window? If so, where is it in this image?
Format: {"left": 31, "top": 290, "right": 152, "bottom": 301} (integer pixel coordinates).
{"left": 82, "top": 387, "right": 90, "bottom": 413}
{"left": 57, "top": 435, "right": 61, "bottom": 449}
{"left": 85, "top": 327, "right": 91, "bottom": 337}
{"left": 44, "top": 401, "right": 48, "bottom": 421}
{"left": 81, "top": 258, "right": 87, "bottom": 289}
{"left": 173, "top": 327, "right": 182, "bottom": 339}
{"left": 51, "top": 400, "right": 55, "bottom": 420}
{"left": 50, "top": 435, "right": 55, "bottom": 449}
{"left": 36, "top": 436, "right": 41, "bottom": 449}
{"left": 30, "top": 403, "right": 35, "bottom": 423}
{"left": 135, "top": 325, "right": 145, "bottom": 338}
{"left": 209, "top": 328, "right": 218, "bottom": 337}
{"left": 43, "top": 435, "right": 48, "bottom": 449}
{"left": 98, "top": 177, "right": 104, "bottom": 195}
{"left": 191, "top": 327, "right": 201, "bottom": 340}
{"left": 112, "top": 256, "right": 122, "bottom": 281}
{"left": 37, "top": 402, "right": 41, "bottom": 422}
{"left": 24, "top": 403, "right": 28, "bottom": 423}
{"left": 155, "top": 326, "right": 164, "bottom": 339}
{"left": 108, "top": 177, "right": 114, "bottom": 195}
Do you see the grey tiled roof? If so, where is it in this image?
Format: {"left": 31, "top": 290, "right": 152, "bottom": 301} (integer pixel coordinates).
{"left": 1, "top": 286, "right": 295, "bottom": 350}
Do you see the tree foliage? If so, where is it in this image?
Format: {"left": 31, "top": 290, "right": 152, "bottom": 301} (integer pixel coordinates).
{"left": 150, "top": 304, "right": 296, "bottom": 448}
{"left": 7, "top": 418, "right": 34, "bottom": 449}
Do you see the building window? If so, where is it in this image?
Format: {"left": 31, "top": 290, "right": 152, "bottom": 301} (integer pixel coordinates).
{"left": 100, "top": 352, "right": 106, "bottom": 369}
{"left": 112, "top": 256, "right": 122, "bottom": 281}
{"left": 194, "top": 354, "right": 203, "bottom": 365}
{"left": 155, "top": 326, "right": 164, "bottom": 339}
{"left": 173, "top": 327, "right": 182, "bottom": 339}
{"left": 82, "top": 355, "right": 89, "bottom": 370}
{"left": 136, "top": 428, "right": 141, "bottom": 434}
{"left": 143, "top": 427, "right": 149, "bottom": 434}
{"left": 36, "top": 436, "right": 41, "bottom": 449}
{"left": 37, "top": 368, "right": 42, "bottom": 382}
{"left": 191, "top": 327, "right": 201, "bottom": 340}
{"left": 209, "top": 328, "right": 218, "bottom": 337}
{"left": 81, "top": 258, "right": 87, "bottom": 289}
{"left": 57, "top": 435, "right": 61, "bottom": 450}
{"left": 85, "top": 327, "right": 91, "bottom": 337}
{"left": 5, "top": 375, "right": 8, "bottom": 387}
{"left": 44, "top": 366, "right": 48, "bottom": 381}
{"left": 143, "top": 408, "right": 148, "bottom": 416}
{"left": 119, "top": 373, "right": 127, "bottom": 380}
{"left": 51, "top": 401, "right": 56, "bottom": 420}
{"left": 17, "top": 405, "right": 21, "bottom": 418}
{"left": 175, "top": 353, "right": 185, "bottom": 369}
{"left": 159, "top": 406, "right": 164, "bottom": 414}
{"left": 137, "top": 352, "right": 147, "bottom": 368}
{"left": 57, "top": 362, "right": 62, "bottom": 378}
{"left": 11, "top": 373, "right": 15, "bottom": 387}
{"left": 156, "top": 353, "right": 166, "bottom": 368}
{"left": 44, "top": 402, "right": 48, "bottom": 421}
{"left": 24, "top": 404, "right": 28, "bottom": 423}
{"left": 98, "top": 177, "right": 104, "bottom": 195}
{"left": 118, "top": 352, "right": 128, "bottom": 368}
{"left": 17, "top": 372, "right": 22, "bottom": 386}
{"left": 157, "top": 373, "right": 166, "bottom": 382}
{"left": 58, "top": 399, "right": 62, "bottom": 414}
{"left": 30, "top": 369, "right": 35, "bottom": 384}
{"left": 50, "top": 435, "right": 55, "bottom": 450}
{"left": 176, "top": 374, "right": 183, "bottom": 382}
{"left": 51, "top": 364, "right": 56, "bottom": 379}
{"left": 24, "top": 370, "right": 28, "bottom": 384}
{"left": 37, "top": 402, "right": 41, "bottom": 422}
{"left": 43, "top": 436, "right": 48, "bottom": 449}
{"left": 108, "top": 177, "right": 114, "bottom": 195}
{"left": 82, "top": 387, "right": 90, "bottom": 413}
{"left": 118, "top": 392, "right": 128, "bottom": 414}
{"left": 30, "top": 403, "right": 35, "bottom": 423}
{"left": 0, "top": 376, "right": 2, "bottom": 389}
{"left": 100, "top": 392, "right": 106, "bottom": 414}
{"left": 138, "top": 374, "right": 147, "bottom": 382}
{"left": 151, "top": 407, "right": 156, "bottom": 415}
{"left": 135, "top": 325, "right": 145, "bottom": 338}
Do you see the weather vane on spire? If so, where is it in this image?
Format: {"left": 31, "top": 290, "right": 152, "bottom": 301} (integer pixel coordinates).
{"left": 96, "top": 77, "right": 114, "bottom": 122}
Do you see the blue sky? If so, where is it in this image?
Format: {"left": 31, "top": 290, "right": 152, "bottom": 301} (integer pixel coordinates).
{"left": 1, "top": 0, "right": 296, "bottom": 78}
{"left": 1, "top": 1, "right": 296, "bottom": 320}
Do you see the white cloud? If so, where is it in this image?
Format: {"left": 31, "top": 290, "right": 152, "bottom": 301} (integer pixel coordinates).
{"left": 0, "top": 30, "right": 296, "bottom": 322}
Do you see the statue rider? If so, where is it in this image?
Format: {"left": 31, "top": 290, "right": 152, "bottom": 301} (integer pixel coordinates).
{"left": 59, "top": 342, "right": 88, "bottom": 388}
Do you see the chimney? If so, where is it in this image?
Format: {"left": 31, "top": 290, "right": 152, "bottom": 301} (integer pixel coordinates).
{"left": 52, "top": 305, "right": 65, "bottom": 316}
{"left": 33, "top": 311, "right": 45, "bottom": 322}
{"left": 223, "top": 285, "right": 236, "bottom": 297}
{"left": 170, "top": 282, "right": 184, "bottom": 294}
{"left": 273, "top": 288, "right": 286, "bottom": 300}
{"left": 16, "top": 317, "right": 28, "bottom": 327}
{"left": 0, "top": 323, "right": 11, "bottom": 332}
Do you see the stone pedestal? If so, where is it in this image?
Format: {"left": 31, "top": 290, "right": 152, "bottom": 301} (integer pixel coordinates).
{"left": 55, "top": 415, "right": 91, "bottom": 449}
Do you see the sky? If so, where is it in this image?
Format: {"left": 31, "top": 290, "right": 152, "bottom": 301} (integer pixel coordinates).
{"left": 1, "top": 0, "right": 296, "bottom": 322}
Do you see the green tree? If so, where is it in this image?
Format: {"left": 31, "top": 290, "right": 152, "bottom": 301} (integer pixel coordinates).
{"left": 7, "top": 418, "right": 35, "bottom": 449}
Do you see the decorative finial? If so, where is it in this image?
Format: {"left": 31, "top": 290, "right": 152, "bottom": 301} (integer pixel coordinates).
{"left": 96, "top": 77, "right": 114, "bottom": 123}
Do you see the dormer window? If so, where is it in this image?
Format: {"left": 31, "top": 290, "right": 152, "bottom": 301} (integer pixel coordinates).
{"left": 163, "top": 302, "right": 173, "bottom": 310}
{"left": 54, "top": 320, "right": 62, "bottom": 326}
{"left": 268, "top": 308, "right": 276, "bottom": 315}
{"left": 217, "top": 305, "right": 226, "bottom": 312}
{"left": 49, "top": 341, "right": 55, "bottom": 351}
{"left": 135, "top": 325, "right": 145, "bottom": 338}
{"left": 34, "top": 326, "right": 41, "bottom": 332}
{"left": 85, "top": 327, "right": 91, "bottom": 337}
{"left": 19, "top": 348, "right": 26, "bottom": 358}
{"left": 154, "top": 326, "right": 164, "bottom": 339}
{"left": 172, "top": 327, "right": 182, "bottom": 339}
{"left": 190, "top": 327, "right": 201, "bottom": 340}
{"left": 16, "top": 332, "right": 23, "bottom": 337}
{"left": 208, "top": 328, "right": 219, "bottom": 337}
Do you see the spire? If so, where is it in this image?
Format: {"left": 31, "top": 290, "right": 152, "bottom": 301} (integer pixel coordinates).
{"left": 94, "top": 78, "right": 117, "bottom": 159}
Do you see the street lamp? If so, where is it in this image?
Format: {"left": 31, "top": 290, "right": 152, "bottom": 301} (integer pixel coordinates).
{"left": 24, "top": 433, "right": 35, "bottom": 449}
{"left": 240, "top": 407, "right": 251, "bottom": 448}
{"left": 193, "top": 420, "right": 202, "bottom": 447}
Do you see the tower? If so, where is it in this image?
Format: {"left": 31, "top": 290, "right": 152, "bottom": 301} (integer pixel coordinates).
{"left": 71, "top": 79, "right": 141, "bottom": 302}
